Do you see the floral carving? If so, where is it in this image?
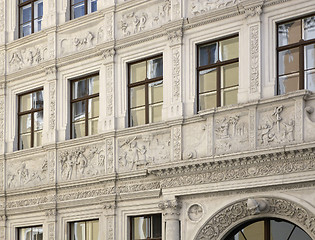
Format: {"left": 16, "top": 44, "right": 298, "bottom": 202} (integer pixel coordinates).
{"left": 106, "top": 139, "right": 114, "bottom": 173}
{"left": 172, "top": 127, "right": 181, "bottom": 161}
{"left": 191, "top": 0, "right": 241, "bottom": 16}
{"left": 250, "top": 25, "right": 259, "bottom": 93}
{"left": 195, "top": 197, "right": 315, "bottom": 239}
{"left": 172, "top": 49, "right": 181, "bottom": 101}
{"left": 106, "top": 64, "right": 114, "bottom": 116}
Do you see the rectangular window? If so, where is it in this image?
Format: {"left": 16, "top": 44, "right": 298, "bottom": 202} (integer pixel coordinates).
{"left": 69, "top": 220, "right": 99, "bottom": 240}
{"left": 19, "top": 0, "right": 43, "bottom": 37}
{"left": 128, "top": 56, "right": 163, "bottom": 127}
{"left": 70, "top": 74, "right": 99, "bottom": 139}
{"left": 17, "top": 226, "right": 43, "bottom": 240}
{"left": 71, "top": 0, "right": 98, "bottom": 19}
{"left": 277, "top": 14, "right": 315, "bottom": 94}
{"left": 18, "top": 89, "right": 43, "bottom": 150}
{"left": 130, "top": 214, "right": 162, "bottom": 240}
{"left": 197, "top": 35, "right": 239, "bottom": 111}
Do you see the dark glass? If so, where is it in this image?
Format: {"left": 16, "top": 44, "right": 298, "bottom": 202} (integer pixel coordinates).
{"left": 32, "top": 90, "right": 43, "bottom": 109}
{"left": 199, "top": 43, "right": 218, "bottom": 66}
{"left": 147, "top": 57, "right": 163, "bottom": 79}
{"left": 73, "top": 79, "right": 87, "bottom": 99}
{"left": 73, "top": 3, "right": 85, "bottom": 19}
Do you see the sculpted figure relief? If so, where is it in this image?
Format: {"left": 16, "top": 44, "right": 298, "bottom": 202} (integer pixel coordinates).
{"left": 118, "top": 132, "right": 171, "bottom": 171}
{"left": 191, "top": 0, "right": 241, "bottom": 16}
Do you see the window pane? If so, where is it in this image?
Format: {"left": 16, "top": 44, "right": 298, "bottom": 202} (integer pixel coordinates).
{"left": 304, "top": 16, "right": 315, "bottom": 40}
{"left": 270, "top": 220, "right": 293, "bottom": 239}
{"left": 305, "top": 70, "right": 315, "bottom": 91}
{"left": 130, "top": 107, "right": 145, "bottom": 126}
{"left": 71, "top": 222, "right": 86, "bottom": 240}
{"left": 73, "top": 121, "right": 86, "bottom": 138}
{"left": 34, "top": 18, "right": 42, "bottom": 33}
{"left": 33, "top": 130, "right": 42, "bottom": 147}
{"left": 278, "top": 20, "right": 301, "bottom": 47}
{"left": 34, "top": 0, "right": 43, "bottom": 19}
{"left": 88, "top": 0, "right": 98, "bottom": 13}
{"left": 305, "top": 44, "right": 315, "bottom": 70}
{"left": 222, "top": 87, "right": 238, "bottom": 106}
{"left": 147, "top": 57, "right": 163, "bottom": 79}
{"left": 199, "top": 92, "right": 216, "bottom": 110}
{"left": 19, "top": 227, "right": 32, "bottom": 240}
{"left": 86, "top": 220, "right": 99, "bottom": 240}
{"left": 32, "top": 227, "right": 43, "bottom": 240}
{"left": 73, "top": 101, "right": 86, "bottom": 122}
{"left": 34, "top": 111, "right": 43, "bottom": 130}
{"left": 199, "top": 43, "right": 218, "bottom": 66}
{"left": 149, "top": 81, "right": 163, "bottom": 104}
{"left": 20, "top": 114, "right": 31, "bottom": 133}
{"left": 152, "top": 214, "right": 162, "bottom": 238}
{"left": 242, "top": 221, "right": 264, "bottom": 240}
{"left": 149, "top": 103, "right": 162, "bottom": 123}
{"left": 199, "top": 68, "right": 217, "bottom": 93}
{"left": 21, "top": 23, "right": 32, "bottom": 37}
{"left": 20, "top": 133, "right": 31, "bottom": 150}
{"left": 130, "top": 61, "right": 146, "bottom": 83}
{"left": 88, "top": 97, "right": 99, "bottom": 119}
{"left": 130, "top": 85, "right": 145, "bottom": 108}
{"left": 20, "top": 93, "right": 32, "bottom": 112}
{"left": 221, "top": 63, "right": 238, "bottom": 88}
{"left": 88, "top": 119, "right": 98, "bottom": 136}
{"left": 133, "top": 216, "right": 150, "bottom": 239}
{"left": 73, "top": 3, "right": 85, "bottom": 19}
{"left": 73, "top": 80, "right": 87, "bottom": 99}
{"left": 219, "top": 37, "right": 239, "bottom": 61}
{"left": 32, "top": 90, "right": 43, "bottom": 109}
{"left": 21, "top": 4, "right": 32, "bottom": 24}
{"left": 289, "top": 226, "right": 312, "bottom": 240}
{"left": 279, "top": 73, "right": 300, "bottom": 94}
{"left": 278, "top": 47, "right": 299, "bottom": 75}
{"left": 88, "top": 76, "right": 99, "bottom": 95}
{"left": 72, "top": 0, "right": 84, "bottom": 4}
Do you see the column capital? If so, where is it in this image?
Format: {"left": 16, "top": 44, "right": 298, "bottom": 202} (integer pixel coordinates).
{"left": 158, "top": 199, "right": 182, "bottom": 219}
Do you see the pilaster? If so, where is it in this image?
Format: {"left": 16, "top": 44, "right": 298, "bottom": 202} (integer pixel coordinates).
{"left": 103, "top": 203, "right": 116, "bottom": 240}
{"left": 0, "top": 215, "right": 6, "bottom": 240}
{"left": 45, "top": 209, "right": 57, "bottom": 240}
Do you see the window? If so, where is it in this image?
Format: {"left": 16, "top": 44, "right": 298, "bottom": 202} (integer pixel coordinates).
{"left": 18, "top": 226, "right": 43, "bottom": 240}
{"left": 224, "top": 218, "right": 312, "bottom": 240}
{"left": 130, "top": 214, "right": 162, "bottom": 240}
{"left": 71, "top": 74, "right": 99, "bottom": 139}
{"left": 197, "top": 35, "right": 239, "bottom": 111}
{"left": 18, "top": 89, "right": 43, "bottom": 150}
{"left": 19, "top": 0, "right": 43, "bottom": 37}
{"left": 71, "top": 0, "right": 98, "bottom": 19}
{"left": 277, "top": 15, "right": 315, "bottom": 94}
{"left": 128, "top": 56, "right": 163, "bottom": 127}
{"left": 69, "top": 220, "right": 99, "bottom": 240}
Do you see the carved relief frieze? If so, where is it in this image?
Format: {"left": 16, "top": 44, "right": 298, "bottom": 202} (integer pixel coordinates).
{"left": 195, "top": 197, "right": 315, "bottom": 240}
{"left": 304, "top": 103, "right": 315, "bottom": 141}
{"left": 0, "top": 98, "right": 4, "bottom": 151}
{"left": 172, "top": 48, "right": 181, "bottom": 101}
{"left": 258, "top": 105, "right": 295, "bottom": 147}
{"left": 0, "top": 0, "right": 4, "bottom": 33}
{"left": 0, "top": 161, "right": 3, "bottom": 190}
{"left": 168, "top": 29, "right": 183, "bottom": 46}
{"left": 9, "top": 43, "right": 49, "bottom": 72}
{"left": 48, "top": 223, "right": 55, "bottom": 240}
{"left": 119, "top": 0, "right": 171, "bottom": 37}
{"left": 0, "top": 51, "right": 4, "bottom": 75}
{"left": 6, "top": 157, "right": 49, "bottom": 189}
{"left": 118, "top": 132, "right": 170, "bottom": 171}
{"left": 49, "top": 82, "right": 56, "bottom": 130}
{"left": 188, "top": 204, "right": 204, "bottom": 222}
{"left": 47, "top": 150, "right": 56, "bottom": 183}
{"left": 172, "top": 0, "right": 181, "bottom": 19}
{"left": 74, "top": 32, "right": 94, "bottom": 48}
{"left": 59, "top": 143, "right": 106, "bottom": 181}
{"left": 214, "top": 114, "right": 249, "bottom": 154}
{"left": 190, "top": 0, "right": 242, "bottom": 16}
{"left": 249, "top": 25, "right": 259, "bottom": 94}
{"left": 6, "top": 194, "right": 56, "bottom": 209}
{"left": 106, "top": 139, "right": 114, "bottom": 173}
{"left": 183, "top": 123, "right": 207, "bottom": 160}
{"left": 172, "top": 126, "right": 181, "bottom": 161}
{"left": 105, "top": 12, "right": 114, "bottom": 41}
{"left": 117, "top": 181, "right": 160, "bottom": 193}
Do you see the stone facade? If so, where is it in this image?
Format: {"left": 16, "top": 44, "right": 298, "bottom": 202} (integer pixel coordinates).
{"left": 1, "top": 0, "right": 315, "bottom": 239}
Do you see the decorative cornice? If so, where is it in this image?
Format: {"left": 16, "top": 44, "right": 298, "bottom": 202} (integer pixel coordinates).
{"left": 195, "top": 196, "right": 315, "bottom": 239}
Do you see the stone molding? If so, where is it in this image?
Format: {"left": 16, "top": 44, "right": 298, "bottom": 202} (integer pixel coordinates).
{"left": 194, "top": 196, "right": 315, "bottom": 239}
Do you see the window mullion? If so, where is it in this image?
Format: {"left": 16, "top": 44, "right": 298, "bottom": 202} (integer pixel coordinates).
{"left": 85, "top": 98, "right": 88, "bottom": 136}
{"left": 145, "top": 82, "right": 149, "bottom": 124}
{"left": 31, "top": 1, "right": 34, "bottom": 34}
{"left": 300, "top": 44, "right": 305, "bottom": 90}
{"left": 31, "top": 112, "right": 34, "bottom": 148}
{"left": 217, "top": 66, "right": 221, "bottom": 107}
{"left": 85, "top": 0, "right": 88, "bottom": 15}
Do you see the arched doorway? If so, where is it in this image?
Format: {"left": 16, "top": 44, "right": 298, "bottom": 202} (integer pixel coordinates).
{"left": 224, "top": 218, "right": 312, "bottom": 240}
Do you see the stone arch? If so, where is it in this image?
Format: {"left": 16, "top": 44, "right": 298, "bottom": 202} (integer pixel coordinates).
{"left": 194, "top": 196, "right": 315, "bottom": 240}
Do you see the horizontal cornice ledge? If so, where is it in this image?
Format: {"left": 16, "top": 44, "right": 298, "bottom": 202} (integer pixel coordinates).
{"left": 115, "top": 0, "right": 152, "bottom": 12}
{"left": 118, "top": 189, "right": 161, "bottom": 202}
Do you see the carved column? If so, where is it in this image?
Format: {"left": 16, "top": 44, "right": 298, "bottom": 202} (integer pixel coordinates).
{"left": 44, "top": 66, "right": 57, "bottom": 144}
{"left": 103, "top": 203, "right": 116, "bottom": 240}
{"left": 100, "top": 48, "right": 116, "bottom": 132}
{"left": 159, "top": 199, "right": 181, "bottom": 240}
{"left": 0, "top": 0, "right": 4, "bottom": 45}
{"left": 243, "top": 4, "right": 263, "bottom": 101}
{"left": 0, "top": 82, "right": 5, "bottom": 154}
{"left": 45, "top": 209, "right": 57, "bottom": 240}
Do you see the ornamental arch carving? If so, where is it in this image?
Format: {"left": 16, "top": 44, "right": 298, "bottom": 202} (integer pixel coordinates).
{"left": 194, "top": 196, "right": 315, "bottom": 240}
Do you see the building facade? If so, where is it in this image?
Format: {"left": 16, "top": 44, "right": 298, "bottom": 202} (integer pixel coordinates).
{"left": 1, "top": 0, "right": 315, "bottom": 239}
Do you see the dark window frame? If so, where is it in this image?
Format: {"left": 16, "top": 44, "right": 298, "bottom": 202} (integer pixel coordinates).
{"left": 17, "top": 225, "right": 43, "bottom": 240}
{"left": 129, "top": 213, "right": 162, "bottom": 240}
{"left": 18, "top": 0, "right": 43, "bottom": 38}
{"left": 70, "top": 0, "right": 98, "bottom": 20}
{"left": 276, "top": 13, "right": 315, "bottom": 95}
{"left": 128, "top": 55, "right": 163, "bottom": 127}
{"left": 68, "top": 219, "right": 99, "bottom": 240}
{"left": 70, "top": 74, "right": 99, "bottom": 139}
{"left": 196, "top": 34, "right": 239, "bottom": 111}
{"left": 18, "top": 88, "right": 43, "bottom": 150}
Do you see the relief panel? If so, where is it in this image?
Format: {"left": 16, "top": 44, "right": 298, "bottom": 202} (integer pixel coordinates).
{"left": 117, "top": 0, "right": 171, "bottom": 38}
{"left": 257, "top": 105, "right": 295, "bottom": 147}
{"left": 304, "top": 100, "right": 315, "bottom": 142}
{"left": 182, "top": 122, "right": 207, "bottom": 160}
{"left": 214, "top": 113, "right": 249, "bottom": 155}
{"left": 188, "top": 0, "right": 242, "bottom": 17}
{"left": 58, "top": 142, "right": 106, "bottom": 181}
{"left": 6, "top": 155, "right": 49, "bottom": 189}
{"left": 118, "top": 131, "right": 171, "bottom": 172}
